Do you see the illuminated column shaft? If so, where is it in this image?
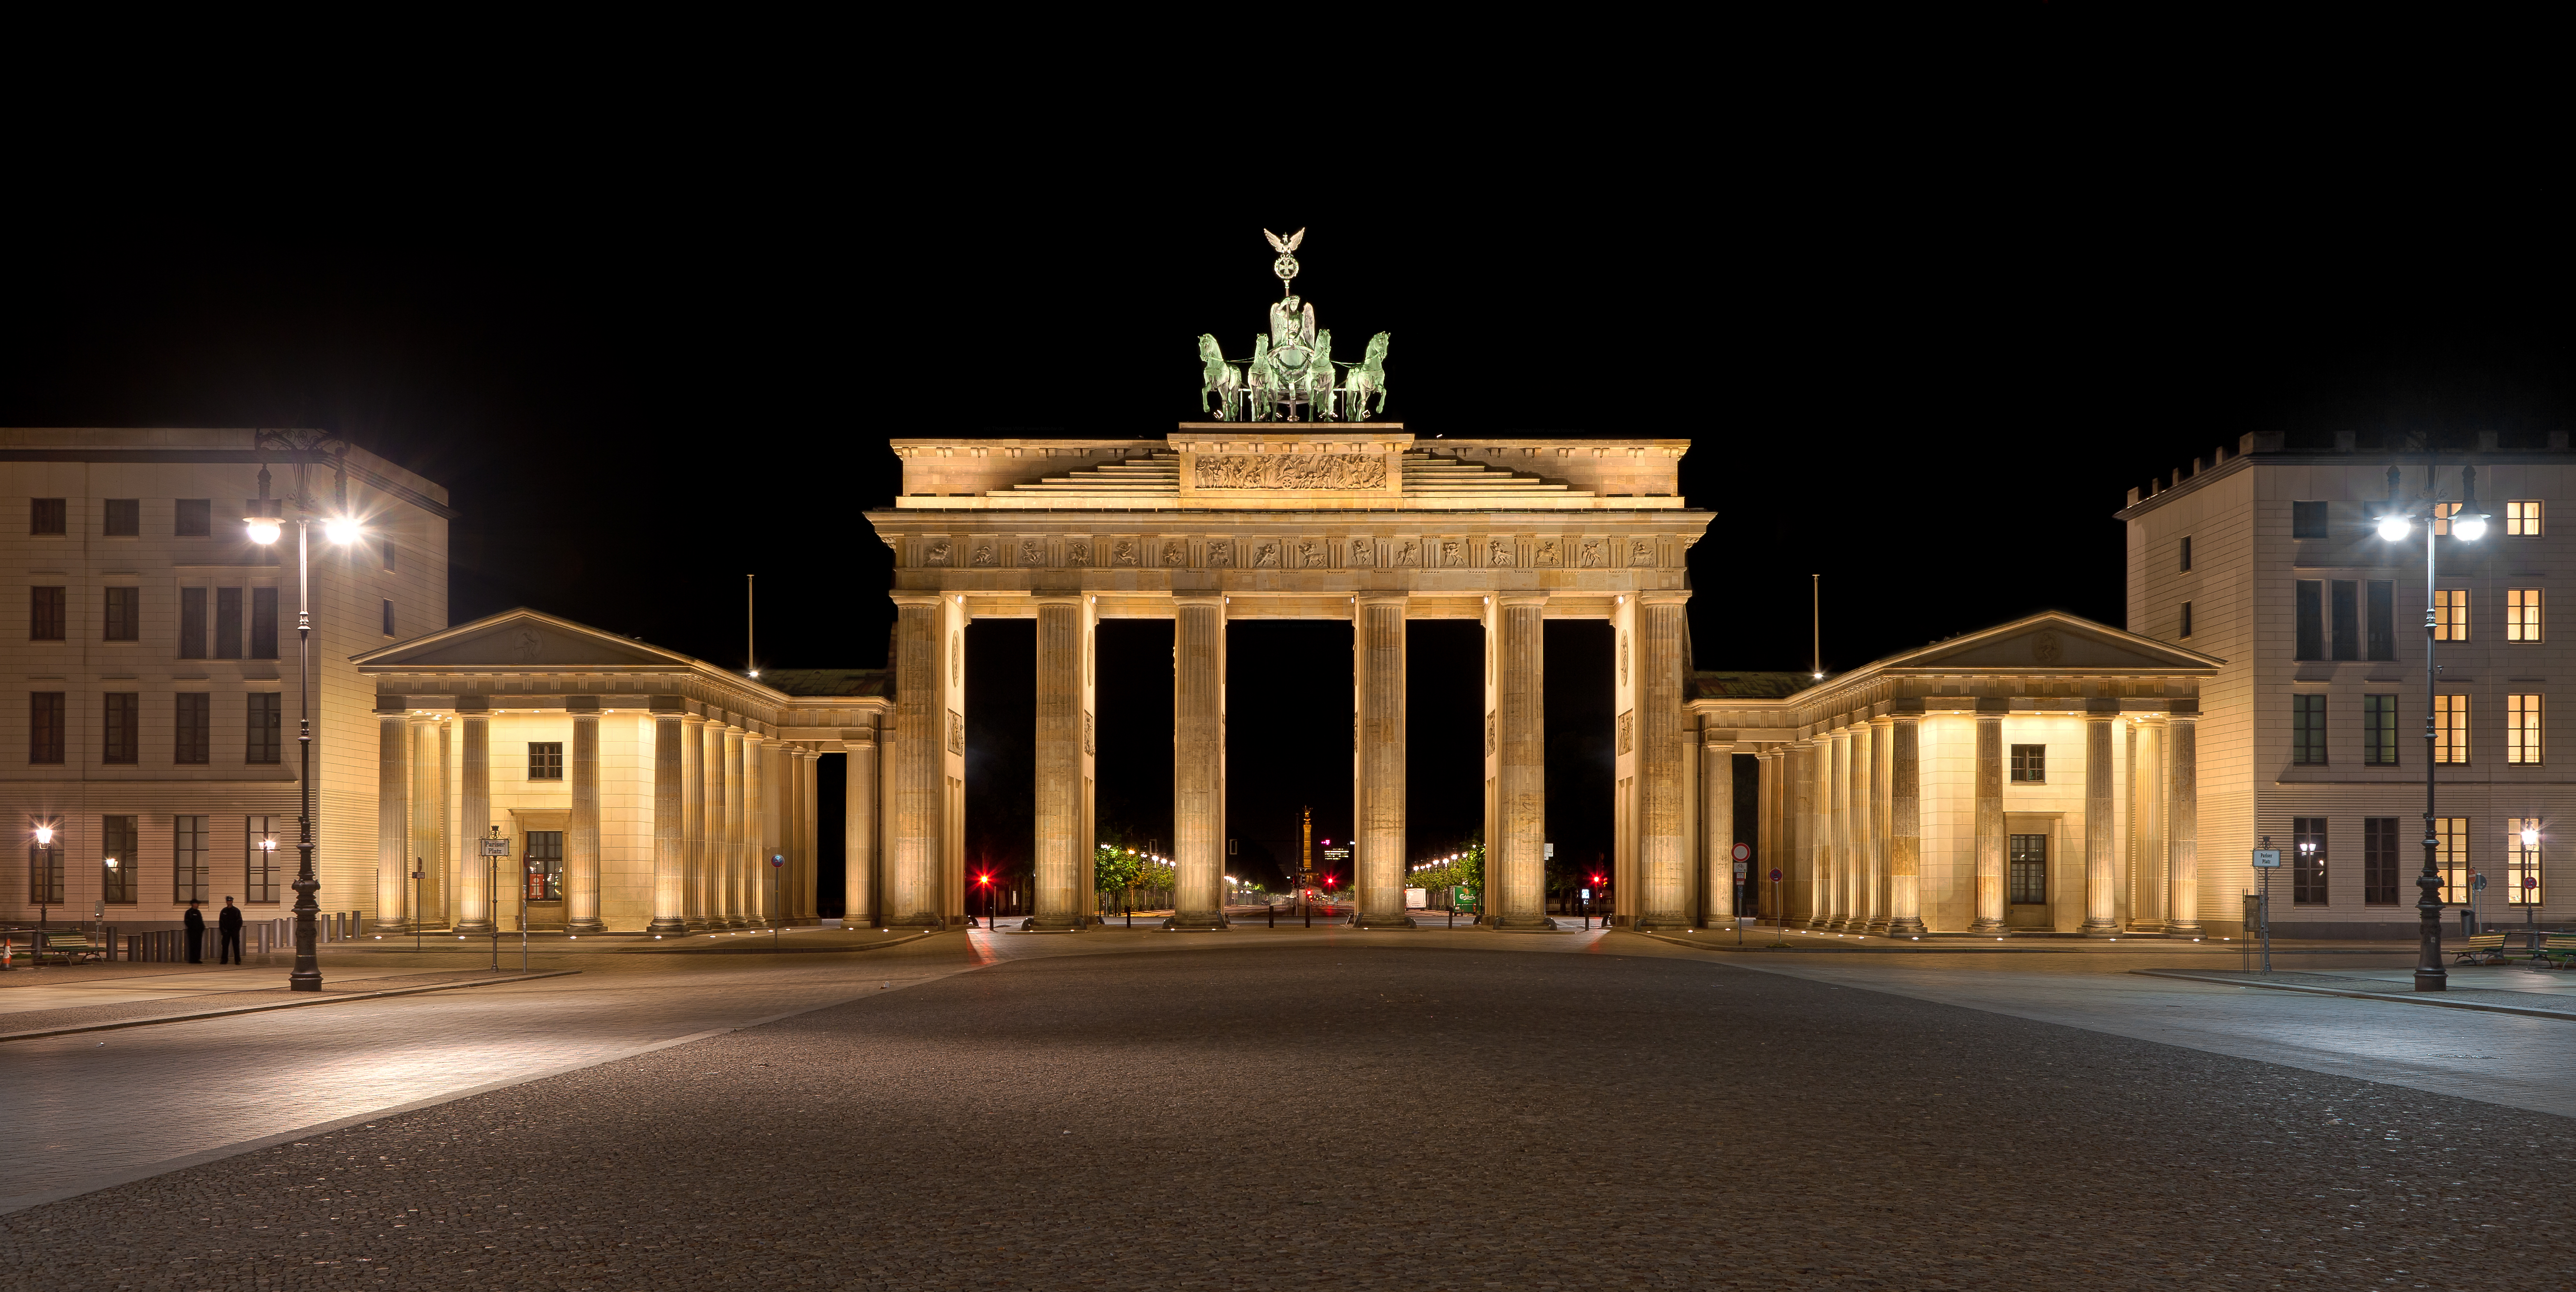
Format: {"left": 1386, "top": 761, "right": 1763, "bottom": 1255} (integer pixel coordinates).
{"left": 457, "top": 708, "right": 494, "bottom": 935}
{"left": 2083, "top": 704, "right": 2119, "bottom": 935}
{"left": 1354, "top": 593, "right": 1413, "bottom": 928}
{"left": 739, "top": 730, "right": 763, "bottom": 926}
{"left": 1493, "top": 594, "right": 1552, "bottom": 928}
{"left": 1867, "top": 715, "right": 1892, "bottom": 933}
{"left": 1972, "top": 704, "right": 2008, "bottom": 935}
{"left": 718, "top": 723, "right": 743, "bottom": 927}
{"left": 648, "top": 708, "right": 689, "bottom": 934}
{"left": 1755, "top": 748, "right": 1781, "bottom": 919}
{"left": 1701, "top": 729, "right": 1733, "bottom": 924}
{"left": 1887, "top": 708, "right": 1926, "bottom": 935}
{"left": 681, "top": 713, "right": 706, "bottom": 929}
{"left": 1634, "top": 593, "right": 1691, "bottom": 930}
{"left": 376, "top": 704, "right": 409, "bottom": 929}
{"left": 1171, "top": 593, "right": 1228, "bottom": 930}
{"left": 887, "top": 595, "right": 948, "bottom": 928}
{"left": 408, "top": 714, "right": 440, "bottom": 928}
{"left": 2167, "top": 711, "right": 2201, "bottom": 935}
{"left": 844, "top": 729, "right": 879, "bottom": 926}
{"left": 1792, "top": 739, "right": 1819, "bottom": 925}
{"left": 1830, "top": 725, "right": 1854, "bottom": 930}
{"left": 567, "top": 707, "right": 603, "bottom": 933}
{"left": 1031, "top": 596, "right": 1087, "bottom": 930}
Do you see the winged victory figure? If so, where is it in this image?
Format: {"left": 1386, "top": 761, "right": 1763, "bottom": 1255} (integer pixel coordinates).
{"left": 1264, "top": 228, "right": 1305, "bottom": 254}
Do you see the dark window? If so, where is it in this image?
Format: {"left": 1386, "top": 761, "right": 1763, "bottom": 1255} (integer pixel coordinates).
{"left": 2364, "top": 818, "right": 2401, "bottom": 905}
{"left": 103, "top": 499, "right": 138, "bottom": 536}
{"left": 2295, "top": 580, "right": 2324, "bottom": 659}
{"left": 526, "top": 830, "right": 564, "bottom": 900}
{"left": 2291, "top": 694, "right": 2327, "bottom": 765}
{"left": 2010, "top": 743, "right": 2045, "bottom": 783}
{"left": 103, "top": 815, "right": 137, "bottom": 904}
{"left": 528, "top": 742, "right": 564, "bottom": 781}
{"left": 2009, "top": 834, "right": 2048, "bottom": 905}
{"left": 2364, "top": 694, "right": 2399, "bottom": 766}
{"left": 381, "top": 537, "right": 396, "bottom": 571}
{"left": 2366, "top": 580, "right": 2395, "bottom": 660}
{"left": 175, "top": 692, "right": 210, "bottom": 764}
{"left": 250, "top": 587, "right": 278, "bottom": 658}
{"left": 29, "top": 692, "right": 63, "bottom": 763}
{"left": 381, "top": 598, "right": 395, "bottom": 637}
{"left": 2292, "top": 501, "right": 2328, "bottom": 539}
{"left": 174, "top": 499, "right": 211, "bottom": 536}
{"left": 178, "top": 587, "right": 206, "bottom": 659}
{"left": 103, "top": 692, "right": 138, "bottom": 764}
{"left": 2294, "top": 817, "right": 2328, "bottom": 904}
{"left": 247, "top": 693, "right": 281, "bottom": 764}
{"left": 246, "top": 813, "right": 278, "bottom": 903}
{"left": 29, "top": 498, "right": 65, "bottom": 535}
{"left": 2179, "top": 536, "right": 2192, "bottom": 572}
{"left": 29, "top": 586, "right": 64, "bottom": 641}
{"left": 2179, "top": 601, "right": 2193, "bottom": 638}
{"left": 214, "top": 588, "right": 242, "bottom": 659}
{"left": 173, "top": 814, "right": 207, "bottom": 904}
{"left": 2331, "top": 580, "right": 2358, "bottom": 661}
{"left": 28, "top": 843, "right": 62, "bottom": 905}
{"left": 103, "top": 586, "right": 139, "bottom": 641}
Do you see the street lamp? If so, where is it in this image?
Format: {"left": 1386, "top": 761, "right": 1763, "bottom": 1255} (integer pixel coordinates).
{"left": 2378, "top": 460, "right": 2488, "bottom": 992}
{"left": 29, "top": 823, "right": 53, "bottom": 936}
{"left": 2521, "top": 823, "right": 2542, "bottom": 949}
{"left": 247, "top": 469, "right": 361, "bottom": 993}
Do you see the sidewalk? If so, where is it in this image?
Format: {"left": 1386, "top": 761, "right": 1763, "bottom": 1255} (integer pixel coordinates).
{"left": 2137, "top": 963, "right": 2576, "bottom": 1020}
{"left": 0, "top": 968, "right": 578, "bottom": 1041}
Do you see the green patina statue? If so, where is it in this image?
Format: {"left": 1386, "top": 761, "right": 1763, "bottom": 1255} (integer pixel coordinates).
{"left": 1193, "top": 231, "right": 1389, "bottom": 423}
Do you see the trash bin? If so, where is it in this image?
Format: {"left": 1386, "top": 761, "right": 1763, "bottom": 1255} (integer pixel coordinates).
{"left": 2461, "top": 908, "right": 2479, "bottom": 937}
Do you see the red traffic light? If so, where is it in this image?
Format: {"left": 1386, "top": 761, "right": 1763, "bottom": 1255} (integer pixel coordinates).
{"left": 976, "top": 872, "right": 992, "bottom": 885}
{"left": 1591, "top": 874, "right": 1604, "bottom": 885}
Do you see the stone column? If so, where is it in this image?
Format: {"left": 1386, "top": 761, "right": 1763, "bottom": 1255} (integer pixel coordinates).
{"left": 680, "top": 713, "right": 706, "bottom": 929}
{"left": 376, "top": 702, "right": 409, "bottom": 930}
{"left": 2083, "top": 702, "right": 2119, "bottom": 935}
{"left": 719, "top": 723, "right": 744, "bottom": 927}
{"left": 1755, "top": 748, "right": 1780, "bottom": 922}
{"left": 1867, "top": 715, "right": 1892, "bottom": 933}
{"left": 2136, "top": 717, "right": 2167, "bottom": 930}
{"left": 648, "top": 706, "right": 689, "bottom": 934}
{"left": 1793, "top": 740, "right": 1821, "bottom": 926}
{"left": 845, "top": 729, "right": 879, "bottom": 927}
{"left": 1031, "top": 595, "right": 1087, "bottom": 931}
{"left": 408, "top": 714, "right": 440, "bottom": 929}
{"left": 2167, "top": 710, "right": 2201, "bottom": 935}
{"left": 1634, "top": 593, "right": 1691, "bottom": 931}
{"left": 1354, "top": 593, "right": 1414, "bottom": 928}
{"left": 1492, "top": 593, "right": 1552, "bottom": 929}
{"left": 436, "top": 720, "right": 452, "bottom": 928}
{"left": 887, "top": 595, "right": 949, "bottom": 928}
{"left": 1701, "top": 729, "right": 1734, "bottom": 924}
{"left": 740, "top": 730, "right": 764, "bottom": 926}
{"left": 1972, "top": 702, "right": 2008, "bottom": 935}
{"left": 1827, "top": 724, "right": 1852, "bottom": 929}
{"left": 1170, "top": 593, "right": 1228, "bottom": 931}
{"left": 1887, "top": 708, "right": 1926, "bottom": 935}
{"left": 567, "top": 704, "right": 603, "bottom": 933}
{"left": 457, "top": 705, "right": 494, "bottom": 935}
{"left": 800, "top": 749, "right": 820, "bottom": 923}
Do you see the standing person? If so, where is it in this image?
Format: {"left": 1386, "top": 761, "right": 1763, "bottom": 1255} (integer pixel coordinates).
{"left": 182, "top": 900, "right": 206, "bottom": 964}
{"left": 218, "top": 897, "right": 245, "bottom": 965}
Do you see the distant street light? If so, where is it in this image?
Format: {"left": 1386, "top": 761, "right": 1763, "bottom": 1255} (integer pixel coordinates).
{"left": 2378, "top": 460, "right": 2488, "bottom": 992}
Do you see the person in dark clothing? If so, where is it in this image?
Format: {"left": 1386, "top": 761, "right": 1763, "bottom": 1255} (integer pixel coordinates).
{"left": 182, "top": 900, "right": 205, "bottom": 964}
{"left": 218, "top": 897, "right": 244, "bottom": 965}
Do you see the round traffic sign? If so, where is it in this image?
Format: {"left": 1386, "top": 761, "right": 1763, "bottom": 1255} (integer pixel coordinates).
{"left": 2527, "top": 875, "right": 2541, "bottom": 889}
{"left": 772, "top": 854, "right": 787, "bottom": 868}
{"left": 1732, "top": 843, "right": 1752, "bottom": 862}
{"left": 1769, "top": 868, "right": 1783, "bottom": 883}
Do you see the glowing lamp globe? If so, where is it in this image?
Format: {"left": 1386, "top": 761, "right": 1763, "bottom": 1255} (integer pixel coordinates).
{"left": 2376, "top": 514, "right": 2412, "bottom": 541}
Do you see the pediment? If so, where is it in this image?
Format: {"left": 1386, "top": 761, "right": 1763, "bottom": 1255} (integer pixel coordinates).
{"left": 1888, "top": 613, "right": 2219, "bottom": 674}
{"left": 355, "top": 610, "right": 685, "bottom": 670}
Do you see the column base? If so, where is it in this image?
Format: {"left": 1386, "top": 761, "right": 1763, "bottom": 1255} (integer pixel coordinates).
{"left": 1163, "top": 915, "right": 1229, "bottom": 931}
{"left": 566, "top": 918, "right": 606, "bottom": 935}
{"left": 1968, "top": 918, "right": 2009, "bottom": 935}
{"left": 1353, "top": 915, "right": 1418, "bottom": 929}
{"left": 2080, "top": 919, "right": 2121, "bottom": 937}
{"left": 2165, "top": 920, "right": 2204, "bottom": 936}
{"left": 1887, "top": 916, "right": 1927, "bottom": 936}
{"left": 646, "top": 916, "right": 689, "bottom": 935}
{"left": 455, "top": 920, "right": 498, "bottom": 937}
{"left": 1487, "top": 916, "right": 1561, "bottom": 931}
{"left": 1633, "top": 916, "right": 1694, "bottom": 932}
{"left": 1865, "top": 919, "right": 1892, "bottom": 935}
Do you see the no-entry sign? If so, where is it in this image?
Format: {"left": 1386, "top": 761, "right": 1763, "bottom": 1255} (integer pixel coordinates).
{"left": 1732, "top": 843, "right": 1752, "bottom": 862}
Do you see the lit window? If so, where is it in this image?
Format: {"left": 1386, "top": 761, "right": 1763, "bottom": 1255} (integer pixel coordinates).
{"left": 247, "top": 813, "right": 279, "bottom": 904}
{"left": 2010, "top": 744, "right": 2045, "bottom": 783}
{"left": 2293, "top": 818, "right": 2328, "bottom": 905}
{"left": 2435, "top": 694, "right": 2469, "bottom": 763}
{"left": 2509, "top": 694, "right": 2542, "bottom": 765}
{"left": 2434, "top": 501, "right": 2462, "bottom": 536}
{"left": 2509, "top": 588, "right": 2543, "bottom": 641}
{"left": 2508, "top": 500, "right": 2543, "bottom": 536}
{"left": 2436, "top": 817, "right": 2470, "bottom": 903}
{"left": 2507, "top": 818, "right": 2544, "bottom": 906}
{"left": 2434, "top": 588, "right": 2468, "bottom": 641}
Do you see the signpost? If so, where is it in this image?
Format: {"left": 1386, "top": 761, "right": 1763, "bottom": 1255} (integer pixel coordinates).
{"left": 1732, "top": 843, "right": 1752, "bottom": 927}
{"left": 1770, "top": 867, "right": 1786, "bottom": 946}
{"left": 2250, "top": 843, "right": 2281, "bottom": 973}
{"left": 772, "top": 853, "right": 786, "bottom": 947}
{"left": 479, "top": 829, "right": 510, "bottom": 972}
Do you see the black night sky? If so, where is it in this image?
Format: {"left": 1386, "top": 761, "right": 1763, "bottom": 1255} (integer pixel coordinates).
{"left": 6, "top": 193, "right": 2570, "bottom": 897}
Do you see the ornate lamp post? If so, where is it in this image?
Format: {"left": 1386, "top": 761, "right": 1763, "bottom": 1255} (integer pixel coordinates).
{"left": 2377, "top": 460, "right": 2489, "bottom": 992}
{"left": 2521, "top": 823, "right": 2542, "bottom": 951}
{"left": 247, "top": 463, "right": 362, "bottom": 992}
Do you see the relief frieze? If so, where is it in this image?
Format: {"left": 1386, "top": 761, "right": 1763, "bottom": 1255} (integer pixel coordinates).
{"left": 1192, "top": 453, "right": 1388, "bottom": 490}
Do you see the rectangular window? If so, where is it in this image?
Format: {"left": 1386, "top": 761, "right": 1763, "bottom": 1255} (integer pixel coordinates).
{"left": 2292, "top": 501, "right": 2329, "bottom": 539}
{"left": 2509, "top": 588, "right": 2543, "bottom": 641}
{"left": 2435, "top": 694, "right": 2469, "bottom": 763}
{"left": 2364, "top": 817, "right": 2401, "bottom": 905}
{"left": 247, "top": 693, "right": 282, "bottom": 764}
{"left": 2508, "top": 500, "right": 2544, "bottom": 536}
{"left": 2434, "top": 588, "right": 2468, "bottom": 641}
{"left": 2009, "top": 833, "right": 2049, "bottom": 904}
{"left": 2291, "top": 694, "right": 2327, "bottom": 765}
{"left": 2434, "top": 501, "right": 2462, "bottom": 536}
{"left": 2180, "top": 601, "right": 2193, "bottom": 639}
{"left": 29, "top": 498, "right": 65, "bottom": 535}
{"left": 103, "top": 586, "right": 139, "bottom": 641}
{"left": 2509, "top": 693, "right": 2543, "bottom": 764}
{"left": 102, "top": 692, "right": 138, "bottom": 764}
{"left": 30, "top": 586, "right": 64, "bottom": 641}
{"left": 2436, "top": 816, "right": 2469, "bottom": 903}
{"left": 526, "top": 830, "right": 565, "bottom": 900}
{"left": 103, "top": 815, "right": 137, "bottom": 904}
{"left": 2331, "top": 580, "right": 2358, "bottom": 660}
{"left": 175, "top": 692, "right": 210, "bottom": 765}
{"left": 2179, "top": 536, "right": 2192, "bottom": 572}
{"left": 2295, "top": 580, "right": 2324, "bottom": 659}
{"left": 172, "top": 814, "right": 208, "bottom": 904}
{"left": 381, "top": 598, "right": 396, "bottom": 637}
{"left": 174, "top": 499, "right": 211, "bottom": 536}
{"left": 2293, "top": 817, "right": 2328, "bottom": 904}
{"left": 2367, "top": 580, "right": 2395, "bottom": 660}
{"left": 178, "top": 587, "right": 206, "bottom": 659}
{"left": 29, "top": 692, "right": 64, "bottom": 763}
{"left": 2009, "top": 743, "right": 2045, "bottom": 783}
{"left": 528, "top": 742, "right": 564, "bottom": 781}
{"left": 246, "top": 814, "right": 278, "bottom": 904}
{"left": 2507, "top": 818, "right": 2543, "bottom": 906}
{"left": 214, "top": 587, "right": 242, "bottom": 659}
{"left": 103, "top": 499, "right": 138, "bottom": 536}
{"left": 27, "top": 843, "right": 62, "bottom": 905}
{"left": 250, "top": 587, "right": 278, "bottom": 658}
{"left": 381, "top": 537, "right": 396, "bottom": 571}
{"left": 2364, "top": 694, "right": 2399, "bottom": 766}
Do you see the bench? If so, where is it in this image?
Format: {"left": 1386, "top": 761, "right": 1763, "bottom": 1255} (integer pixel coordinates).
{"left": 31, "top": 931, "right": 98, "bottom": 964}
{"left": 2534, "top": 934, "right": 2576, "bottom": 968}
{"left": 2455, "top": 932, "right": 2511, "bottom": 964}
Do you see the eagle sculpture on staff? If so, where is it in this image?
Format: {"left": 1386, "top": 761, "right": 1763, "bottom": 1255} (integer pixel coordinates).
{"left": 1264, "top": 227, "right": 1304, "bottom": 254}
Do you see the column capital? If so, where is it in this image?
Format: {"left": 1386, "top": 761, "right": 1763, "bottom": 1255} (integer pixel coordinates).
{"left": 1172, "top": 590, "right": 1225, "bottom": 607}
{"left": 1495, "top": 591, "right": 1548, "bottom": 608}
{"left": 682, "top": 712, "right": 709, "bottom": 728}
{"left": 1353, "top": 590, "right": 1409, "bottom": 607}
{"left": 2167, "top": 697, "right": 2201, "bottom": 717}
{"left": 1974, "top": 697, "right": 2012, "bottom": 717}
{"left": 2084, "top": 697, "right": 2121, "bottom": 717}
{"left": 891, "top": 592, "right": 953, "bottom": 610}
{"left": 1635, "top": 590, "right": 1691, "bottom": 607}
{"left": 566, "top": 696, "right": 601, "bottom": 715}
{"left": 374, "top": 695, "right": 408, "bottom": 715}
{"left": 1030, "top": 592, "right": 1085, "bottom": 607}
{"left": 455, "top": 697, "right": 490, "bottom": 716}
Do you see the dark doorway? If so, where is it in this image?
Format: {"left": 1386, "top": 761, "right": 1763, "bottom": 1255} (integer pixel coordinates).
{"left": 1226, "top": 621, "right": 1352, "bottom": 888}
{"left": 963, "top": 618, "right": 1035, "bottom": 909}
{"left": 1407, "top": 620, "right": 1484, "bottom": 867}
{"left": 1095, "top": 617, "right": 1177, "bottom": 862}
{"left": 1545, "top": 620, "right": 1615, "bottom": 908}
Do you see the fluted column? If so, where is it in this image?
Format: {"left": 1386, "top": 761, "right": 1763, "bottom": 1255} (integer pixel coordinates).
{"left": 1972, "top": 704, "right": 2008, "bottom": 935}
{"left": 1032, "top": 595, "right": 1087, "bottom": 930}
{"left": 680, "top": 713, "right": 707, "bottom": 928}
{"left": 566, "top": 705, "right": 603, "bottom": 933}
{"left": 407, "top": 714, "right": 440, "bottom": 929}
{"left": 2136, "top": 717, "right": 2167, "bottom": 930}
{"left": 1492, "top": 593, "right": 1552, "bottom": 929}
{"left": 2083, "top": 704, "right": 2119, "bottom": 935}
{"left": 1634, "top": 592, "right": 1691, "bottom": 931}
{"left": 1825, "top": 725, "right": 1851, "bottom": 929}
{"left": 1354, "top": 593, "right": 1414, "bottom": 928}
{"left": 845, "top": 730, "right": 879, "bottom": 927}
{"left": 376, "top": 704, "right": 409, "bottom": 930}
{"left": 1701, "top": 729, "right": 1734, "bottom": 924}
{"left": 457, "top": 706, "right": 495, "bottom": 935}
{"left": 1793, "top": 740, "right": 1822, "bottom": 926}
{"left": 799, "top": 749, "right": 820, "bottom": 923}
{"left": 1755, "top": 748, "right": 1781, "bottom": 922}
{"left": 648, "top": 707, "right": 689, "bottom": 934}
{"left": 887, "top": 595, "right": 948, "bottom": 928}
{"left": 1867, "top": 715, "right": 1892, "bottom": 933}
{"left": 1887, "top": 708, "right": 1925, "bottom": 935}
{"left": 719, "top": 723, "right": 745, "bottom": 927}
{"left": 1170, "top": 593, "right": 1228, "bottom": 931}
{"left": 2167, "top": 711, "right": 2201, "bottom": 935}
{"left": 740, "top": 730, "right": 765, "bottom": 926}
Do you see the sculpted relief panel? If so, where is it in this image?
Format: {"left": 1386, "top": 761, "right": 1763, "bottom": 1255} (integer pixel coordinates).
{"left": 1192, "top": 453, "right": 1388, "bottom": 490}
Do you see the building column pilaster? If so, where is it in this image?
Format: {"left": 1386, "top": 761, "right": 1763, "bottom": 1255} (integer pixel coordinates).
{"left": 1492, "top": 593, "right": 1553, "bottom": 929}
{"left": 408, "top": 714, "right": 441, "bottom": 930}
{"left": 1887, "top": 708, "right": 1926, "bottom": 935}
{"left": 1793, "top": 739, "right": 1822, "bottom": 926}
{"left": 680, "top": 713, "right": 707, "bottom": 930}
{"left": 1354, "top": 592, "right": 1414, "bottom": 928}
{"left": 1826, "top": 724, "right": 1853, "bottom": 929}
{"left": 1170, "top": 593, "right": 1228, "bottom": 931}
{"left": 457, "top": 705, "right": 495, "bottom": 935}
{"left": 740, "top": 730, "right": 766, "bottom": 927}
{"left": 1971, "top": 703, "right": 2008, "bottom": 935}
{"left": 2167, "top": 709, "right": 2201, "bottom": 935}
{"left": 1031, "top": 595, "right": 1088, "bottom": 931}
{"left": 2083, "top": 703, "right": 2120, "bottom": 935}
{"left": 376, "top": 702, "right": 410, "bottom": 931}
{"left": 719, "top": 723, "right": 745, "bottom": 927}
{"left": 567, "top": 704, "right": 604, "bottom": 933}
{"left": 1634, "top": 591, "right": 1692, "bottom": 931}
{"left": 1754, "top": 748, "right": 1781, "bottom": 923}
{"left": 887, "top": 594, "right": 952, "bottom": 929}
{"left": 1701, "top": 730, "right": 1734, "bottom": 925}
{"left": 647, "top": 704, "right": 689, "bottom": 935}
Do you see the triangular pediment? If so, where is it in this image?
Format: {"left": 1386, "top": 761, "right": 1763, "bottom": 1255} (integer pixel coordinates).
{"left": 1880, "top": 612, "right": 2221, "bottom": 674}
{"left": 354, "top": 609, "right": 691, "bottom": 670}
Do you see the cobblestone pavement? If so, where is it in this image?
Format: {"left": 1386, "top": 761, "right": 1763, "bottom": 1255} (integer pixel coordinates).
{"left": 5, "top": 938, "right": 2575, "bottom": 1290}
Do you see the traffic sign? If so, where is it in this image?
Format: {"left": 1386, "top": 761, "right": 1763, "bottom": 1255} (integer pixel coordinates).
{"left": 1768, "top": 868, "right": 1783, "bottom": 883}
{"left": 1733, "top": 861, "right": 1748, "bottom": 879}
{"left": 2250, "top": 849, "right": 2282, "bottom": 868}
{"left": 772, "top": 853, "right": 786, "bottom": 868}
{"left": 1732, "top": 843, "right": 1752, "bottom": 862}
{"left": 2527, "top": 875, "right": 2541, "bottom": 889}
{"left": 480, "top": 838, "right": 510, "bottom": 857}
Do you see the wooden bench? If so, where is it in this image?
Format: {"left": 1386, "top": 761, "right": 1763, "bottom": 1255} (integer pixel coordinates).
{"left": 2455, "top": 932, "right": 2511, "bottom": 964}
{"left": 2534, "top": 934, "right": 2576, "bottom": 968}
{"left": 32, "top": 931, "right": 98, "bottom": 964}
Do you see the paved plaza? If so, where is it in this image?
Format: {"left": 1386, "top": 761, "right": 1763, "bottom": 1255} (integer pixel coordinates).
{"left": 4, "top": 927, "right": 2574, "bottom": 1289}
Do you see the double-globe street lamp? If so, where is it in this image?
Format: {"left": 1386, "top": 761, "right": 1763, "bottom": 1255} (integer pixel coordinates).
{"left": 2375, "top": 461, "right": 2488, "bottom": 993}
